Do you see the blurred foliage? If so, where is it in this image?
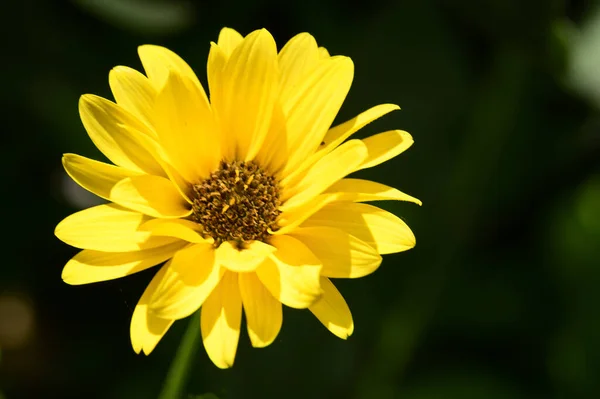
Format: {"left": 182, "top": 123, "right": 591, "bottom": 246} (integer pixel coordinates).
{"left": 2, "top": 0, "right": 600, "bottom": 398}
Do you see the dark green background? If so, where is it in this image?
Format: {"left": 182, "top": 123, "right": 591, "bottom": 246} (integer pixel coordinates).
{"left": 2, "top": 0, "right": 600, "bottom": 398}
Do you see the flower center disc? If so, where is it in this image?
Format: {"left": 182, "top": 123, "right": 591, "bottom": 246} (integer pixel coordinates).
{"left": 191, "top": 160, "right": 281, "bottom": 247}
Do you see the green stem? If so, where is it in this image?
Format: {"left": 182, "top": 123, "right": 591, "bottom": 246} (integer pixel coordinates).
{"left": 158, "top": 311, "right": 201, "bottom": 399}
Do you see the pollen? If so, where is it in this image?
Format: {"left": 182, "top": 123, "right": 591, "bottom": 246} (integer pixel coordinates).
{"left": 191, "top": 160, "right": 281, "bottom": 247}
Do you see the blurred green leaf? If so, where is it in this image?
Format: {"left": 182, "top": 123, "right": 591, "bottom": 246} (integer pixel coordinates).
{"left": 568, "top": 5, "right": 600, "bottom": 107}
{"left": 72, "top": 0, "right": 195, "bottom": 36}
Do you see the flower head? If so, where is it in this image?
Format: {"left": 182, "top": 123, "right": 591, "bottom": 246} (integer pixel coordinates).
{"left": 55, "top": 27, "right": 421, "bottom": 368}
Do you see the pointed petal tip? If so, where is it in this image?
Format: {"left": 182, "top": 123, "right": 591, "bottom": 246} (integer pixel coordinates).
{"left": 250, "top": 341, "right": 271, "bottom": 349}
{"left": 78, "top": 93, "right": 94, "bottom": 107}
{"left": 385, "top": 103, "right": 401, "bottom": 111}
{"left": 54, "top": 220, "right": 65, "bottom": 240}
{"left": 333, "top": 55, "right": 354, "bottom": 69}
{"left": 109, "top": 65, "right": 128, "bottom": 75}
{"left": 61, "top": 265, "right": 87, "bottom": 286}
{"left": 409, "top": 195, "right": 423, "bottom": 206}
{"left": 215, "top": 359, "right": 234, "bottom": 369}
{"left": 61, "top": 153, "right": 75, "bottom": 163}
{"left": 334, "top": 327, "right": 353, "bottom": 340}
{"left": 400, "top": 130, "right": 414, "bottom": 144}
{"left": 219, "top": 26, "right": 242, "bottom": 36}
{"left": 343, "top": 323, "right": 355, "bottom": 339}
{"left": 248, "top": 27, "right": 275, "bottom": 42}
{"left": 60, "top": 272, "right": 76, "bottom": 286}
{"left": 137, "top": 44, "right": 159, "bottom": 54}
{"left": 141, "top": 346, "right": 153, "bottom": 355}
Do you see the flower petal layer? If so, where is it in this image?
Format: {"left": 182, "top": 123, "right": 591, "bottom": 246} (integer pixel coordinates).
{"left": 309, "top": 277, "right": 354, "bottom": 339}
{"left": 140, "top": 219, "right": 211, "bottom": 244}
{"left": 131, "top": 266, "right": 173, "bottom": 355}
{"left": 55, "top": 204, "right": 174, "bottom": 252}
{"left": 291, "top": 227, "right": 381, "bottom": 278}
{"left": 62, "top": 241, "right": 187, "bottom": 285}
{"left": 278, "top": 33, "right": 320, "bottom": 105}
{"left": 154, "top": 70, "right": 219, "bottom": 182}
{"left": 321, "top": 104, "right": 400, "bottom": 154}
{"left": 254, "top": 100, "right": 288, "bottom": 174}
{"left": 325, "top": 178, "right": 422, "bottom": 205}
{"left": 216, "top": 241, "right": 276, "bottom": 272}
{"left": 149, "top": 243, "right": 222, "bottom": 320}
{"left": 282, "top": 56, "right": 354, "bottom": 174}
{"left": 138, "top": 45, "right": 205, "bottom": 95}
{"left": 289, "top": 104, "right": 401, "bottom": 180}
{"left": 359, "top": 130, "right": 413, "bottom": 170}
{"left": 79, "top": 94, "right": 162, "bottom": 175}
{"left": 281, "top": 139, "right": 368, "bottom": 210}
{"left": 207, "top": 43, "right": 227, "bottom": 106}
{"left": 121, "top": 126, "right": 193, "bottom": 204}
{"left": 239, "top": 272, "right": 282, "bottom": 348}
{"left": 217, "top": 27, "right": 244, "bottom": 56}
{"left": 303, "top": 202, "right": 416, "bottom": 254}
{"left": 109, "top": 66, "right": 156, "bottom": 130}
{"left": 256, "top": 235, "right": 322, "bottom": 309}
{"left": 110, "top": 175, "right": 192, "bottom": 218}
{"left": 201, "top": 271, "right": 242, "bottom": 369}
{"left": 62, "top": 153, "right": 141, "bottom": 201}
{"left": 216, "top": 29, "right": 278, "bottom": 161}
{"left": 274, "top": 193, "right": 340, "bottom": 235}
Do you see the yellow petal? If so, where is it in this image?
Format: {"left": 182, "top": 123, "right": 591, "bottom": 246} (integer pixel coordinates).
{"left": 281, "top": 56, "right": 354, "bottom": 175}
{"left": 201, "top": 271, "right": 242, "bottom": 369}
{"left": 79, "top": 94, "right": 163, "bottom": 175}
{"left": 154, "top": 70, "right": 219, "bottom": 183}
{"left": 55, "top": 204, "right": 174, "bottom": 252}
{"left": 281, "top": 139, "right": 368, "bottom": 211}
{"left": 217, "top": 29, "right": 278, "bottom": 161}
{"left": 259, "top": 33, "right": 320, "bottom": 174}
{"left": 321, "top": 104, "right": 400, "bottom": 154}
{"left": 62, "top": 153, "right": 141, "bottom": 201}
{"left": 302, "top": 202, "right": 416, "bottom": 254}
{"left": 109, "top": 66, "right": 156, "bottom": 131}
{"left": 138, "top": 45, "right": 205, "bottom": 95}
{"left": 125, "top": 126, "right": 193, "bottom": 204}
{"left": 110, "top": 175, "right": 192, "bottom": 218}
{"left": 239, "top": 272, "right": 282, "bottom": 348}
{"left": 324, "top": 178, "right": 422, "bottom": 205}
{"left": 216, "top": 241, "right": 276, "bottom": 272}
{"left": 62, "top": 241, "right": 186, "bottom": 285}
{"left": 217, "top": 27, "right": 244, "bottom": 56}
{"left": 284, "top": 104, "right": 401, "bottom": 184}
{"left": 207, "top": 42, "right": 227, "bottom": 107}
{"left": 318, "top": 47, "right": 330, "bottom": 58}
{"left": 131, "top": 265, "right": 173, "bottom": 355}
{"left": 359, "top": 130, "right": 414, "bottom": 170}
{"left": 149, "top": 244, "right": 223, "bottom": 319}
{"left": 278, "top": 33, "right": 320, "bottom": 105}
{"left": 291, "top": 227, "right": 381, "bottom": 279}
{"left": 274, "top": 193, "right": 340, "bottom": 235}
{"left": 139, "top": 219, "right": 212, "bottom": 244}
{"left": 309, "top": 277, "right": 354, "bottom": 339}
{"left": 256, "top": 235, "right": 322, "bottom": 309}
{"left": 159, "top": 159, "right": 194, "bottom": 204}
{"left": 254, "top": 100, "right": 288, "bottom": 174}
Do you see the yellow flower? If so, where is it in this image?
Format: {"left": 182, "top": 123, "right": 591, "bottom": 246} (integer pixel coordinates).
{"left": 55, "top": 27, "right": 421, "bottom": 368}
